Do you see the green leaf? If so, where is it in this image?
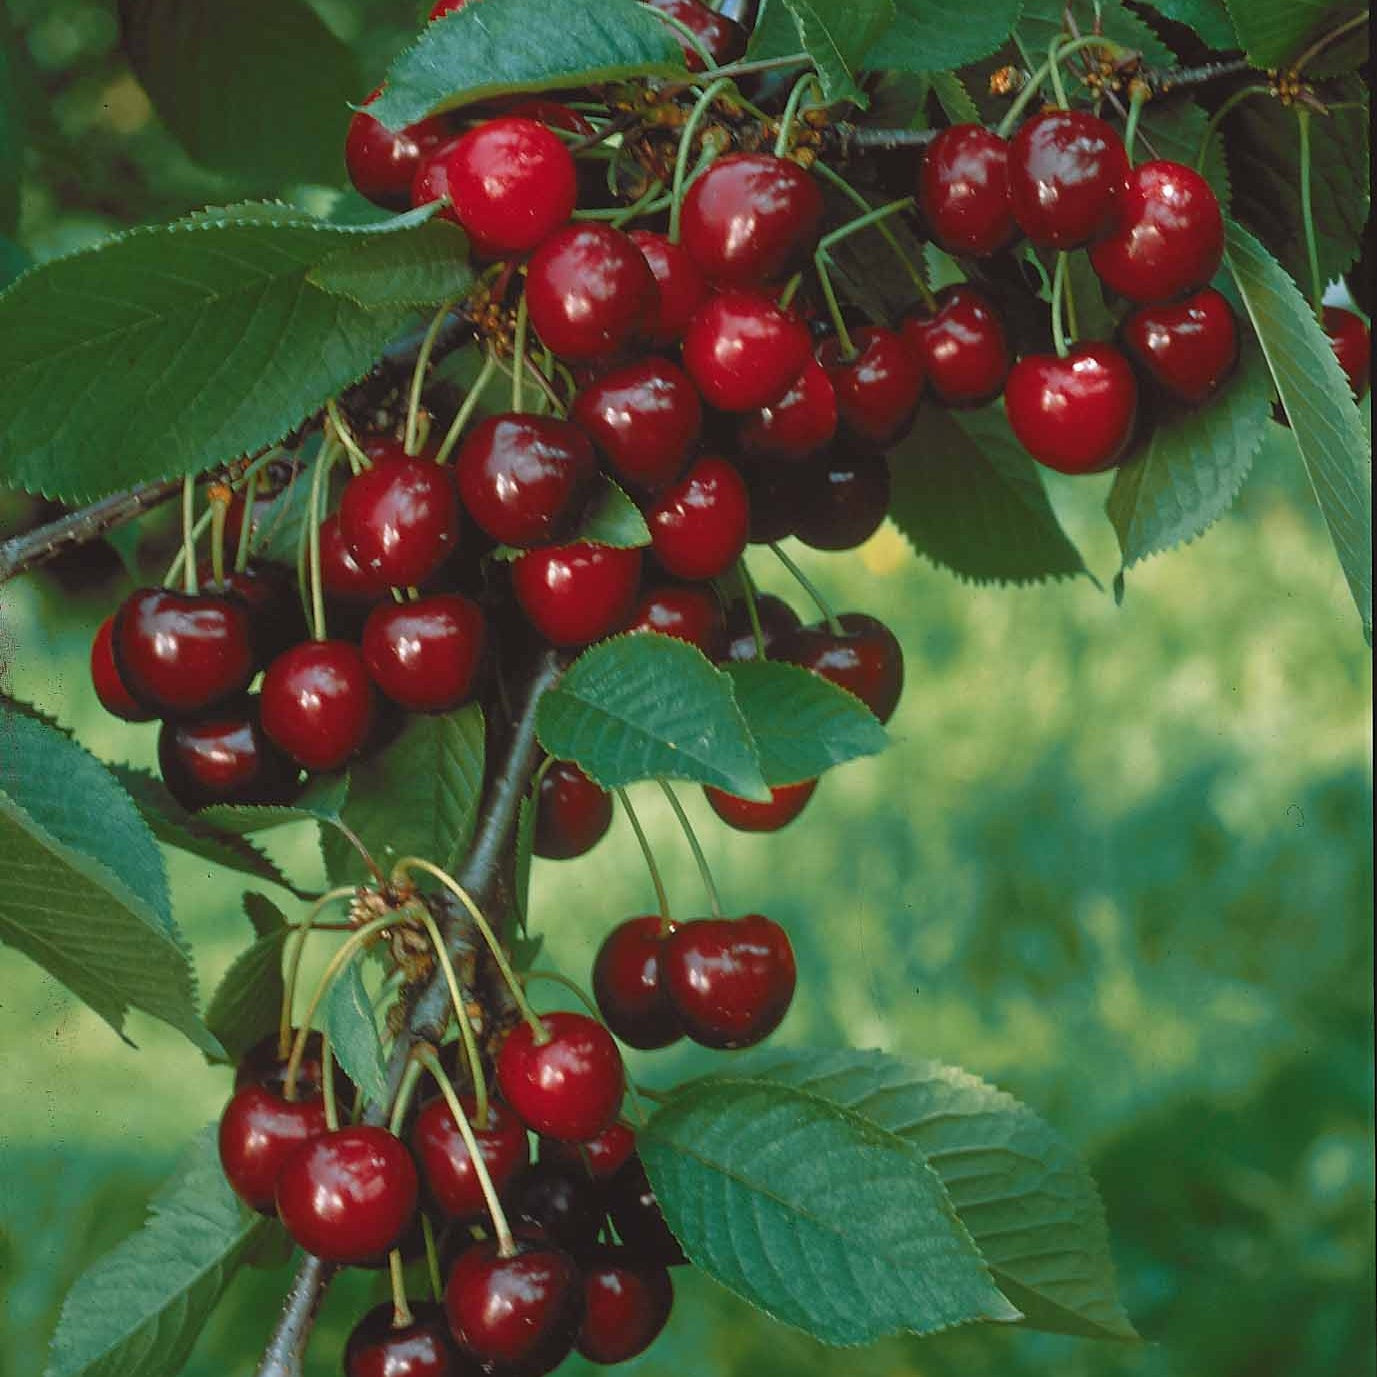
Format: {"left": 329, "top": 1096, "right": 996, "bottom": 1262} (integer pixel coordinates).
{"left": 200, "top": 775, "right": 349, "bottom": 835}
{"left": 44, "top": 1127, "right": 267, "bottom": 1377}
{"left": 723, "top": 660, "right": 888, "bottom": 786}
{"left": 0, "top": 206, "right": 439, "bottom": 503}
{"left": 931, "top": 71, "right": 980, "bottom": 124}
{"left": 887, "top": 406, "right": 1089, "bottom": 585}
{"left": 309, "top": 221, "right": 474, "bottom": 309}
{"left": 0, "top": 5, "right": 21, "bottom": 237}
{"left": 1223, "top": 0, "right": 1364, "bottom": 68}
{"left": 1017, "top": 0, "right": 1173, "bottom": 66}
{"left": 322, "top": 960, "right": 389, "bottom": 1105}
{"left": 1137, "top": 97, "right": 1231, "bottom": 205}
{"left": 866, "top": 0, "right": 1024, "bottom": 75}
{"left": 118, "top": 0, "right": 360, "bottom": 187}
{"left": 205, "top": 895, "right": 289, "bottom": 1064}
{"left": 1131, "top": 0, "right": 1238, "bottom": 48}
{"left": 370, "top": 0, "right": 685, "bottom": 130}
{"left": 1225, "top": 220, "right": 1372, "bottom": 641}
{"left": 640, "top": 1077, "right": 1020, "bottom": 1345}
{"left": 750, "top": 0, "right": 896, "bottom": 104}
{"left": 1107, "top": 338, "right": 1272, "bottom": 573}
{"left": 738, "top": 1049, "right": 1138, "bottom": 1342}
{"left": 0, "top": 234, "right": 29, "bottom": 292}
{"left": 575, "top": 480, "right": 652, "bottom": 549}
{"left": 322, "top": 704, "right": 485, "bottom": 885}
{"left": 0, "top": 708, "right": 218, "bottom": 1055}
{"left": 535, "top": 634, "right": 769, "bottom": 800}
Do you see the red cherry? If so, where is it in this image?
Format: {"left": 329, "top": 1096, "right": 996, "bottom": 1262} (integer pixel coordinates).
{"left": 791, "top": 448, "right": 891, "bottom": 552}
{"left": 429, "top": 0, "right": 470, "bottom": 16}
{"left": 509, "top": 1159, "right": 605, "bottom": 1251}
{"left": 1089, "top": 160, "right": 1223, "bottom": 304}
{"left": 455, "top": 414, "right": 599, "bottom": 548}
{"left": 525, "top": 224, "right": 658, "bottom": 362}
{"left": 777, "top": 611, "right": 905, "bottom": 722}
{"left": 91, "top": 615, "right": 155, "bottom": 721}
{"left": 738, "top": 455, "right": 801, "bottom": 544}
{"left": 739, "top": 356, "right": 837, "bottom": 462}
{"left": 412, "top": 118, "right": 577, "bottom": 259}
{"left": 645, "top": 0, "right": 748, "bottom": 70}
{"left": 577, "top": 1246, "right": 675, "bottom": 1364}
{"left": 199, "top": 562, "right": 308, "bottom": 669}
{"left": 1008, "top": 109, "right": 1128, "bottom": 250}
{"left": 680, "top": 153, "right": 824, "bottom": 286}
{"left": 260, "top": 640, "right": 375, "bottom": 772}
{"left": 320, "top": 513, "right": 391, "bottom": 603}
{"left": 412, "top": 1094, "right": 529, "bottom": 1220}
{"left": 345, "top": 1301, "right": 456, "bottom": 1377}
{"left": 593, "top": 915, "right": 683, "bottom": 1050}
{"left": 571, "top": 358, "right": 702, "bottom": 493}
{"left": 646, "top": 455, "right": 750, "bottom": 582}
{"left": 235, "top": 1029, "right": 352, "bottom": 1103}
{"left": 1120, "top": 287, "right": 1240, "bottom": 406}
{"left": 541, "top": 1121, "right": 638, "bottom": 1183}
{"left": 817, "top": 327, "right": 924, "bottom": 445}
{"left": 683, "top": 290, "right": 812, "bottom": 412}
{"left": 346, "top": 88, "right": 452, "bottom": 211}
{"left": 1004, "top": 343, "right": 1139, "bottom": 474}
{"left": 512, "top": 542, "right": 642, "bottom": 647}
{"left": 719, "top": 591, "right": 800, "bottom": 662}
{"left": 339, "top": 450, "right": 460, "bottom": 589}
{"left": 501, "top": 99, "right": 594, "bottom": 136}
{"left": 628, "top": 231, "right": 709, "bottom": 344}
{"left": 605, "top": 1157, "right": 687, "bottom": 1267}
{"left": 625, "top": 583, "right": 726, "bottom": 657}
{"left": 918, "top": 124, "right": 1016, "bottom": 257}
{"left": 1323, "top": 305, "right": 1371, "bottom": 399}
{"left": 158, "top": 701, "right": 297, "bottom": 811}
{"left": 275, "top": 1126, "right": 419, "bottom": 1264}
{"left": 218, "top": 1084, "right": 328, "bottom": 1213}
{"left": 902, "top": 284, "right": 1011, "bottom": 407}
{"left": 362, "top": 594, "right": 486, "bottom": 712}
{"left": 661, "top": 914, "right": 796, "bottom": 1049}
{"left": 112, "top": 588, "right": 255, "bottom": 717}
{"left": 534, "top": 759, "right": 613, "bottom": 860}
{"left": 496, "top": 1011, "right": 625, "bottom": 1142}
{"left": 704, "top": 779, "right": 816, "bottom": 832}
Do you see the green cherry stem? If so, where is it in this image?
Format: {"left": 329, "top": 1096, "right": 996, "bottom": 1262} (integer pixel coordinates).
{"left": 208, "top": 487, "right": 229, "bottom": 589}
{"left": 306, "top": 438, "right": 340, "bottom": 642}
{"left": 813, "top": 253, "right": 854, "bottom": 358}
{"left": 1046, "top": 33, "right": 1070, "bottom": 109}
{"left": 388, "top": 1250, "right": 414, "bottom": 1330}
{"left": 774, "top": 72, "right": 822, "bottom": 158}
{"left": 278, "top": 886, "right": 359, "bottom": 1061}
{"left": 180, "top": 476, "right": 199, "bottom": 596}
{"left": 1296, "top": 108, "right": 1325, "bottom": 320}
{"left": 735, "top": 558, "right": 768, "bottom": 659}
{"left": 162, "top": 503, "right": 215, "bottom": 590}
{"left": 670, "top": 77, "right": 732, "bottom": 242}
{"left": 652, "top": 7, "right": 718, "bottom": 70}
{"left": 656, "top": 780, "right": 724, "bottom": 919}
{"left": 1122, "top": 82, "right": 1148, "bottom": 163}
{"left": 614, "top": 786, "right": 672, "bottom": 920}
{"left": 326, "top": 399, "right": 372, "bottom": 474}
{"left": 320, "top": 1035, "right": 341, "bottom": 1131}
{"left": 525, "top": 969, "right": 607, "bottom": 1021}
{"left": 1050, "top": 252, "right": 1073, "bottom": 358}
{"left": 386, "top": 1054, "right": 426, "bottom": 1138}
{"left": 511, "top": 291, "right": 530, "bottom": 413}
{"left": 769, "top": 541, "right": 843, "bottom": 635}
{"left": 434, "top": 350, "right": 499, "bottom": 467}
{"left": 1193, "top": 84, "right": 1272, "bottom": 173}
{"left": 996, "top": 34, "right": 1129, "bottom": 137}
{"left": 233, "top": 467, "right": 258, "bottom": 574}
{"left": 421, "top": 1214, "right": 444, "bottom": 1304}
{"left": 406, "top": 300, "right": 461, "bottom": 456}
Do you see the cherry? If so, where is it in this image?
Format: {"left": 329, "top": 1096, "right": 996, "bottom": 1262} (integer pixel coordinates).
{"left": 680, "top": 153, "right": 824, "bottom": 287}
{"left": 704, "top": 779, "right": 816, "bottom": 832}
{"left": 533, "top": 759, "right": 613, "bottom": 860}
{"left": 571, "top": 357, "right": 702, "bottom": 494}
{"left": 738, "top": 456, "right": 801, "bottom": 544}
{"left": 362, "top": 594, "right": 486, "bottom": 713}
{"left": 199, "top": 562, "right": 308, "bottom": 669}
{"left": 509, "top": 1159, "right": 605, "bottom": 1250}
{"left": 445, "top": 1240, "right": 583, "bottom": 1374}
{"left": 817, "top": 327, "right": 924, "bottom": 445}
{"left": 646, "top": 0, "right": 748, "bottom": 70}
{"left": 412, "top": 118, "right": 577, "bottom": 259}
{"left": 1008, "top": 109, "right": 1128, "bottom": 250}
{"left": 593, "top": 915, "right": 683, "bottom": 1050}
{"left": 90, "top": 615, "right": 155, "bottom": 721}
{"left": 902, "top": 284, "right": 1011, "bottom": 407}
{"left": 578, "top": 1246, "right": 674, "bottom": 1364}
{"left": 346, "top": 88, "right": 452, "bottom": 211}
{"left": 500, "top": 99, "right": 595, "bottom": 137}
{"left": 683, "top": 290, "right": 812, "bottom": 412}
{"left": 791, "top": 448, "right": 891, "bottom": 552}
{"left": 661, "top": 914, "right": 796, "bottom": 1049}
{"left": 260, "top": 640, "right": 375, "bottom": 772}
{"left": 275, "top": 1125, "right": 419, "bottom": 1265}
{"left": 1323, "top": 305, "right": 1371, "bottom": 399}
{"left": 541, "top": 1121, "right": 638, "bottom": 1183}
{"left": 738, "top": 356, "right": 837, "bottom": 462}
{"left": 605, "top": 1157, "right": 687, "bottom": 1267}
{"left": 412, "top": 1094, "right": 529, "bottom": 1220}
{"left": 496, "top": 1011, "right": 625, "bottom": 1143}
{"left": 157, "top": 702, "right": 297, "bottom": 811}
{"left": 512, "top": 542, "right": 642, "bottom": 647}
{"left": 234, "top": 1029, "right": 352, "bottom": 1103}
{"left": 218, "top": 1084, "right": 327, "bottom": 1214}
{"left": 429, "top": 0, "right": 470, "bottom": 16}
{"left": 777, "top": 612, "right": 905, "bottom": 722}
{"left": 345, "top": 1301, "right": 457, "bottom": 1377}
{"left": 628, "top": 230, "right": 709, "bottom": 345}
{"left": 339, "top": 450, "right": 460, "bottom": 589}
{"left": 1120, "top": 287, "right": 1240, "bottom": 406}
{"left": 1004, "top": 342, "right": 1139, "bottom": 474}
{"left": 918, "top": 124, "right": 1017, "bottom": 257}
{"left": 455, "top": 414, "right": 599, "bottom": 548}
{"left": 1089, "top": 160, "right": 1224, "bottom": 304}
{"left": 720, "top": 591, "right": 800, "bottom": 662}
{"left": 626, "top": 582, "right": 726, "bottom": 657}
{"left": 646, "top": 455, "right": 750, "bottom": 581}
{"left": 320, "top": 513, "right": 391, "bottom": 603}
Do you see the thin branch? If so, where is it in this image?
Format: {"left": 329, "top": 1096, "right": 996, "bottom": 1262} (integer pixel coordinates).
{"left": 253, "top": 1257, "right": 335, "bottom": 1377}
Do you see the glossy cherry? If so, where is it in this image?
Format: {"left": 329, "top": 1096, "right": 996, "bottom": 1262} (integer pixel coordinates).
{"left": 628, "top": 230, "right": 709, "bottom": 345}
{"left": 1120, "top": 287, "right": 1239, "bottom": 406}
{"left": 218, "top": 1084, "right": 328, "bottom": 1213}
{"left": 1004, "top": 343, "right": 1139, "bottom": 474}
{"left": 320, "top": 513, "right": 391, "bottom": 604}
{"left": 645, "top": 0, "right": 748, "bottom": 70}
{"left": 606, "top": 1157, "right": 687, "bottom": 1267}
{"left": 541, "top": 1121, "right": 638, "bottom": 1183}
{"left": 260, "top": 640, "right": 375, "bottom": 772}
{"left": 593, "top": 915, "right": 683, "bottom": 1050}
{"left": 362, "top": 594, "right": 486, "bottom": 712}
{"left": 791, "top": 448, "right": 891, "bottom": 551}
{"left": 777, "top": 611, "right": 905, "bottom": 722}
{"left": 902, "top": 284, "right": 1011, "bottom": 407}
{"left": 234, "top": 1029, "right": 352, "bottom": 1102}
{"left": 683, "top": 290, "right": 812, "bottom": 412}
{"left": 346, "top": 88, "right": 452, "bottom": 211}
{"left": 533, "top": 759, "right": 613, "bottom": 860}
{"left": 412, "top": 1094, "right": 529, "bottom": 1220}
{"left": 90, "top": 615, "right": 154, "bottom": 721}
{"left": 158, "top": 702, "right": 297, "bottom": 811}
{"left": 412, "top": 118, "right": 577, "bottom": 259}
{"left": 738, "top": 455, "right": 800, "bottom": 544}
{"left": 510, "top": 1159, "right": 605, "bottom": 1250}
{"left": 496, "top": 1010, "right": 625, "bottom": 1142}
{"left": 1323, "top": 305, "right": 1371, "bottom": 399}
{"left": 626, "top": 583, "right": 726, "bottom": 657}
{"left": 646, "top": 455, "right": 750, "bottom": 582}
{"left": 577, "top": 1246, "right": 675, "bottom": 1364}
{"left": 1008, "top": 109, "right": 1128, "bottom": 250}
{"left": 817, "top": 327, "right": 924, "bottom": 445}
{"left": 739, "top": 356, "right": 837, "bottom": 461}
{"left": 919, "top": 124, "right": 1017, "bottom": 257}
{"left": 512, "top": 542, "right": 643, "bottom": 646}
{"left": 1089, "top": 160, "right": 1223, "bottom": 304}
{"left": 199, "top": 562, "right": 307, "bottom": 669}
{"left": 720, "top": 591, "right": 800, "bottom": 662}
{"left": 345, "top": 1301, "right": 457, "bottom": 1377}
{"left": 704, "top": 779, "right": 817, "bottom": 832}
{"left": 339, "top": 449, "right": 460, "bottom": 588}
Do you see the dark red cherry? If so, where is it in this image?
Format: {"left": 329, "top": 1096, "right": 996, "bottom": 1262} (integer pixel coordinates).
{"left": 1008, "top": 109, "right": 1128, "bottom": 250}
{"left": 680, "top": 153, "right": 824, "bottom": 287}
{"left": 509, "top": 1159, "right": 605, "bottom": 1250}
{"left": 817, "top": 327, "right": 924, "bottom": 445}
{"left": 496, "top": 1011, "right": 625, "bottom": 1143}
{"left": 526, "top": 224, "right": 658, "bottom": 362}
{"left": 739, "top": 356, "right": 837, "bottom": 462}
{"left": 260, "top": 640, "right": 375, "bottom": 772}
{"left": 534, "top": 760, "right": 613, "bottom": 860}
{"left": 593, "top": 915, "right": 683, "bottom": 1050}
{"left": 646, "top": 455, "right": 750, "bottom": 581}
{"left": 446, "top": 1240, "right": 583, "bottom": 1373}
{"left": 625, "top": 583, "right": 726, "bottom": 657}
{"left": 704, "top": 779, "right": 816, "bottom": 832}
{"left": 218, "top": 1084, "right": 327, "bottom": 1213}
{"left": 1120, "top": 287, "right": 1240, "bottom": 406}
{"left": 199, "top": 562, "right": 308, "bottom": 669}
{"left": 275, "top": 1126, "right": 419, "bottom": 1264}
{"left": 738, "top": 455, "right": 801, "bottom": 544}
{"left": 918, "top": 124, "right": 1016, "bottom": 258}
{"left": 683, "top": 290, "right": 812, "bottom": 412}
{"left": 455, "top": 414, "right": 599, "bottom": 548}
{"left": 628, "top": 231, "right": 709, "bottom": 345}
{"left": 512, "top": 542, "right": 643, "bottom": 646}
{"left": 412, "top": 118, "right": 577, "bottom": 259}
{"left": 346, "top": 88, "right": 452, "bottom": 211}
{"left": 719, "top": 591, "right": 800, "bottom": 662}
{"left": 234, "top": 1029, "right": 353, "bottom": 1103}
{"left": 91, "top": 615, "right": 155, "bottom": 721}
{"left": 362, "top": 594, "right": 486, "bottom": 712}
{"left": 571, "top": 358, "right": 702, "bottom": 494}
{"left": 157, "top": 701, "right": 297, "bottom": 811}
{"left": 605, "top": 1157, "right": 687, "bottom": 1267}
{"left": 345, "top": 1300, "right": 457, "bottom": 1377}
{"left": 1323, "top": 305, "right": 1371, "bottom": 400}
{"left": 577, "top": 1246, "right": 675, "bottom": 1364}
{"left": 541, "top": 1121, "right": 638, "bottom": 1183}
{"left": 791, "top": 448, "right": 891, "bottom": 551}
{"left": 645, "top": 0, "right": 748, "bottom": 70}
{"left": 1089, "top": 160, "right": 1224, "bottom": 304}
{"left": 339, "top": 449, "right": 460, "bottom": 588}
{"left": 1004, "top": 343, "right": 1139, "bottom": 474}
{"left": 320, "top": 513, "right": 391, "bottom": 603}
{"left": 777, "top": 611, "right": 905, "bottom": 722}
{"left": 412, "top": 1094, "right": 529, "bottom": 1220}
{"left": 113, "top": 588, "right": 255, "bottom": 717}
{"left": 902, "top": 284, "right": 1011, "bottom": 407}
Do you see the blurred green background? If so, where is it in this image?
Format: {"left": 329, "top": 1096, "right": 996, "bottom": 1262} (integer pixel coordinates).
{"left": 1, "top": 3, "right": 1372, "bottom": 1376}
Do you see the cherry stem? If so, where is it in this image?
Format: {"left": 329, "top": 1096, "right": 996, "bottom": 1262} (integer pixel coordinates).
{"left": 1050, "top": 252, "right": 1074, "bottom": 358}
{"left": 162, "top": 502, "right": 215, "bottom": 590}
{"left": 736, "top": 558, "right": 768, "bottom": 659}
{"left": 651, "top": 6, "right": 718, "bottom": 70}
{"left": 777, "top": 270, "right": 803, "bottom": 309}
{"left": 526, "top": 969, "right": 606, "bottom": 1020}
{"left": 180, "top": 476, "right": 199, "bottom": 596}
{"left": 511, "top": 291, "right": 529, "bottom": 413}
{"left": 279, "top": 886, "right": 359, "bottom": 1061}
{"left": 1296, "top": 108, "right": 1326, "bottom": 321}
{"left": 388, "top": 1250, "right": 414, "bottom": 1330}
{"left": 1194, "top": 84, "right": 1271, "bottom": 173}
{"left": 408, "top": 300, "right": 462, "bottom": 457}
{"left": 671, "top": 77, "right": 732, "bottom": 242}
{"left": 770, "top": 541, "right": 843, "bottom": 635}
{"left": 1293, "top": 11, "right": 1368, "bottom": 74}
{"left": 656, "top": 780, "right": 724, "bottom": 919}
{"left": 1122, "top": 83, "right": 1148, "bottom": 163}
{"left": 306, "top": 438, "right": 339, "bottom": 642}
{"left": 320, "top": 1036, "right": 341, "bottom": 1131}
{"left": 421, "top": 1214, "right": 444, "bottom": 1304}
{"left": 774, "top": 72, "right": 822, "bottom": 158}
{"left": 386, "top": 1055, "right": 425, "bottom": 1137}
{"left": 996, "top": 33, "right": 1128, "bottom": 137}
{"left": 207, "top": 487, "right": 231, "bottom": 590}
{"left": 813, "top": 254, "right": 854, "bottom": 358}
{"left": 234, "top": 467, "right": 258, "bottom": 574}
{"left": 683, "top": 52, "right": 811, "bottom": 85}
{"left": 1046, "top": 33, "right": 1070, "bottom": 109}
{"left": 326, "top": 399, "right": 372, "bottom": 474}
{"left": 434, "top": 350, "right": 499, "bottom": 466}
{"left": 615, "top": 787, "right": 672, "bottom": 920}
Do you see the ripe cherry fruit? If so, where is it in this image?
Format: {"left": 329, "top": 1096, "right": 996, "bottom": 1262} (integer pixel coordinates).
{"left": 919, "top": 124, "right": 1017, "bottom": 257}
{"left": 260, "top": 640, "right": 375, "bottom": 772}
{"left": 1008, "top": 109, "right": 1128, "bottom": 250}
{"left": 902, "top": 284, "right": 1011, "bottom": 408}
{"left": 719, "top": 591, "right": 800, "bottom": 662}
{"left": 218, "top": 1084, "right": 328, "bottom": 1214}
{"left": 1120, "top": 287, "right": 1240, "bottom": 407}
{"left": 645, "top": 0, "right": 748, "bottom": 70}
{"left": 790, "top": 448, "right": 892, "bottom": 552}
{"left": 704, "top": 779, "right": 817, "bottom": 832}
{"left": 606, "top": 1156, "right": 688, "bottom": 1267}
{"left": 646, "top": 455, "right": 751, "bottom": 582}
{"left": 90, "top": 615, "right": 155, "bottom": 721}
{"left": 412, "top": 1094, "right": 529, "bottom": 1220}
{"left": 512, "top": 542, "right": 643, "bottom": 647}
{"left": 778, "top": 612, "right": 905, "bottom": 722}
{"left": 817, "top": 327, "right": 924, "bottom": 445}
{"left": 739, "top": 356, "right": 838, "bottom": 462}
{"left": 344, "top": 1301, "right": 456, "bottom": 1377}
{"left": 319, "top": 513, "right": 391, "bottom": 604}
{"left": 577, "top": 1246, "right": 675, "bottom": 1364}
{"left": 346, "top": 88, "right": 451, "bottom": 211}
{"left": 593, "top": 915, "right": 683, "bottom": 1050}
{"left": 534, "top": 759, "right": 614, "bottom": 860}
{"left": 158, "top": 702, "right": 297, "bottom": 811}
{"left": 1323, "top": 305, "right": 1371, "bottom": 400}
{"left": 509, "top": 1158, "right": 605, "bottom": 1251}
{"left": 200, "top": 562, "right": 308, "bottom": 670}
{"left": 626, "top": 583, "right": 726, "bottom": 657}
{"left": 628, "top": 230, "right": 709, "bottom": 344}
{"left": 683, "top": 290, "right": 812, "bottom": 412}
{"left": 362, "top": 594, "right": 486, "bottom": 712}
{"left": 541, "top": 1120, "right": 638, "bottom": 1183}
{"left": 496, "top": 1010, "right": 625, "bottom": 1142}
{"left": 339, "top": 448, "right": 460, "bottom": 589}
